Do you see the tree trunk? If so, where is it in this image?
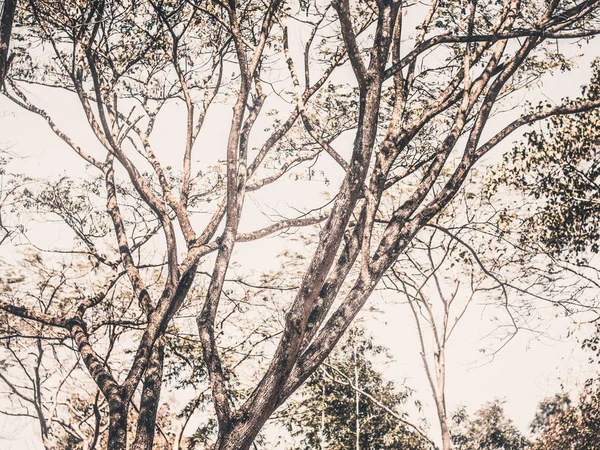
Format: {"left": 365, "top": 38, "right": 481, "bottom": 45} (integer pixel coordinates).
{"left": 212, "top": 416, "right": 275, "bottom": 450}
{"left": 437, "top": 347, "right": 451, "bottom": 450}
{"left": 440, "top": 415, "right": 452, "bottom": 450}
{"left": 213, "top": 429, "right": 255, "bottom": 450}
{"left": 108, "top": 396, "right": 129, "bottom": 450}
{"left": 131, "top": 340, "right": 165, "bottom": 450}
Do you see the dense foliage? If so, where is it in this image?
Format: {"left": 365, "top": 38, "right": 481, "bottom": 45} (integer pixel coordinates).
{"left": 284, "top": 327, "right": 431, "bottom": 449}
{"left": 494, "top": 60, "right": 600, "bottom": 262}
{"left": 451, "top": 400, "right": 530, "bottom": 450}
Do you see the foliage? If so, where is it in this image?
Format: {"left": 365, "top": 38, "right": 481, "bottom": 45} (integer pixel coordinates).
{"left": 492, "top": 60, "right": 600, "bottom": 263}
{"left": 529, "top": 392, "right": 572, "bottom": 434}
{"left": 451, "top": 400, "right": 530, "bottom": 450}
{"left": 529, "top": 385, "right": 600, "bottom": 450}
{"left": 529, "top": 324, "right": 600, "bottom": 449}
{"left": 283, "top": 327, "right": 431, "bottom": 450}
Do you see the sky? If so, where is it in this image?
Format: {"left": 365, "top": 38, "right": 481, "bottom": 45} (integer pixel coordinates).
{"left": 1, "top": 5, "right": 600, "bottom": 450}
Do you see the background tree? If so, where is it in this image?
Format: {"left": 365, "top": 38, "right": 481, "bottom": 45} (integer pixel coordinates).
{"left": 282, "top": 326, "right": 433, "bottom": 450}
{"left": 493, "top": 59, "right": 600, "bottom": 265}
{"left": 529, "top": 381, "right": 600, "bottom": 450}
{"left": 383, "top": 173, "right": 600, "bottom": 450}
{"left": 529, "top": 324, "right": 600, "bottom": 450}
{"left": 488, "top": 54, "right": 600, "bottom": 450}
{"left": 451, "top": 400, "right": 530, "bottom": 450}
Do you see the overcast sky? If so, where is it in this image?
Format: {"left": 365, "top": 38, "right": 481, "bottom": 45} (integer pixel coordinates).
{"left": 1, "top": 18, "right": 600, "bottom": 450}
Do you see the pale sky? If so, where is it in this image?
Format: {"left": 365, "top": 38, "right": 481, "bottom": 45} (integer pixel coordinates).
{"left": 1, "top": 13, "right": 600, "bottom": 450}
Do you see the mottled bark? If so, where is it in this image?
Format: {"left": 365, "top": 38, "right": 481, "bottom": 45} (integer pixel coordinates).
{"left": 0, "top": 0, "right": 17, "bottom": 86}
{"left": 131, "top": 341, "right": 165, "bottom": 450}
{"left": 107, "top": 395, "right": 128, "bottom": 449}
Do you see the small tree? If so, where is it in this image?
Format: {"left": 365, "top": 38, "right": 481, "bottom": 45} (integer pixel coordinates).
{"left": 283, "top": 327, "right": 433, "bottom": 450}
{"left": 530, "top": 325, "right": 600, "bottom": 450}
{"left": 530, "top": 383, "right": 600, "bottom": 450}
{"left": 451, "top": 400, "right": 530, "bottom": 450}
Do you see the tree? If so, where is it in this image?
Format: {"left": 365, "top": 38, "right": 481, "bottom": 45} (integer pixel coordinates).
{"left": 387, "top": 223, "right": 488, "bottom": 450}
{"left": 493, "top": 59, "right": 600, "bottom": 263}
{"left": 530, "top": 392, "right": 572, "bottom": 436}
{"left": 529, "top": 325, "right": 600, "bottom": 450}
{"left": 282, "top": 326, "right": 433, "bottom": 449}
{"left": 530, "top": 382, "right": 600, "bottom": 450}
{"left": 383, "top": 181, "right": 596, "bottom": 450}
{"left": 1, "top": 1, "right": 600, "bottom": 449}
{"left": 0, "top": 0, "right": 18, "bottom": 86}
{"left": 451, "top": 400, "right": 530, "bottom": 450}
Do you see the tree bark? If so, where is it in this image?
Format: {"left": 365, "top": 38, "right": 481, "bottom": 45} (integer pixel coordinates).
{"left": 440, "top": 416, "right": 452, "bottom": 450}
{"left": 0, "top": 0, "right": 17, "bottom": 87}
{"left": 107, "top": 395, "right": 129, "bottom": 450}
{"left": 131, "top": 340, "right": 165, "bottom": 450}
